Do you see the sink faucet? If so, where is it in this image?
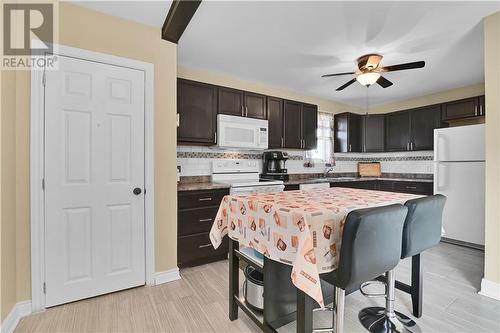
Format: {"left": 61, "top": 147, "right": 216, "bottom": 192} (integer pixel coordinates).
{"left": 322, "top": 166, "right": 334, "bottom": 178}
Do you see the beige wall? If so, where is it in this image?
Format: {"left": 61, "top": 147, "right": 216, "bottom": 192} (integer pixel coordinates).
{"left": 369, "top": 83, "right": 485, "bottom": 114}
{"left": 1, "top": 70, "right": 18, "bottom": 320}
{"left": 484, "top": 11, "right": 500, "bottom": 287}
{"left": 178, "top": 66, "right": 361, "bottom": 114}
{"left": 1, "top": 3, "right": 178, "bottom": 321}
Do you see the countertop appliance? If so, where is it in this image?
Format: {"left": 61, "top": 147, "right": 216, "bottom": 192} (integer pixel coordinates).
{"left": 211, "top": 160, "right": 284, "bottom": 195}
{"left": 217, "top": 114, "right": 268, "bottom": 150}
{"left": 243, "top": 265, "right": 264, "bottom": 311}
{"left": 434, "top": 124, "right": 485, "bottom": 248}
{"left": 261, "top": 151, "right": 289, "bottom": 181}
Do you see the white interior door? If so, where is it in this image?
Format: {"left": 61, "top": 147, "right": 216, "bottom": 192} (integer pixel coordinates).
{"left": 44, "top": 55, "right": 145, "bottom": 307}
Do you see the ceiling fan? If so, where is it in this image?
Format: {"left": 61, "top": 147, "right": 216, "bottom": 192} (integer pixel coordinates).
{"left": 321, "top": 54, "right": 425, "bottom": 91}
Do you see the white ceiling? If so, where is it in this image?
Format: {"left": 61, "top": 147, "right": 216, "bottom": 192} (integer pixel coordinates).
{"left": 178, "top": 1, "right": 500, "bottom": 107}
{"left": 72, "top": 1, "right": 172, "bottom": 28}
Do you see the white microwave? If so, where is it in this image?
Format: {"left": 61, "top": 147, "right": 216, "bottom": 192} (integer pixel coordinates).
{"left": 217, "top": 114, "right": 268, "bottom": 150}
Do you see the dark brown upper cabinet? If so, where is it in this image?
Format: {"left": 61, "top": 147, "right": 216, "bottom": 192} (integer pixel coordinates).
{"left": 244, "top": 92, "right": 267, "bottom": 119}
{"left": 218, "top": 87, "right": 244, "bottom": 117}
{"left": 334, "top": 112, "right": 362, "bottom": 153}
{"left": 442, "top": 95, "right": 485, "bottom": 121}
{"left": 302, "top": 104, "right": 318, "bottom": 150}
{"left": 386, "top": 106, "right": 443, "bottom": 152}
{"left": 267, "top": 97, "right": 284, "bottom": 148}
{"left": 362, "top": 114, "right": 385, "bottom": 152}
{"left": 218, "top": 87, "right": 267, "bottom": 119}
{"left": 177, "top": 78, "right": 217, "bottom": 145}
{"left": 410, "top": 105, "right": 443, "bottom": 150}
{"left": 385, "top": 111, "right": 411, "bottom": 151}
{"left": 283, "top": 100, "right": 302, "bottom": 149}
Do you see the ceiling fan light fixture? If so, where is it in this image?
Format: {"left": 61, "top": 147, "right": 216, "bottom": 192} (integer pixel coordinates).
{"left": 356, "top": 72, "right": 381, "bottom": 86}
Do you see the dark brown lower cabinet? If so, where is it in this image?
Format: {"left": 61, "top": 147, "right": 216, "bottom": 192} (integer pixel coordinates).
{"left": 178, "top": 188, "right": 229, "bottom": 268}
{"left": 332, "top": 180, "right": 433, "bottom": 195}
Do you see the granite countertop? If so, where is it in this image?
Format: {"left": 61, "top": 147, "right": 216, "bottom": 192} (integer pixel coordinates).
{"left": 177, "top": 181, "right": 230, "bottom": 192}
{"left": 284, "top": 176, "right": 433, "bottom": 185}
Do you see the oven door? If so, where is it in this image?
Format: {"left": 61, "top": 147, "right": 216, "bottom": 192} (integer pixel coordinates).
{"left": 218, "top": 115, "right": 268, "bottom": 149}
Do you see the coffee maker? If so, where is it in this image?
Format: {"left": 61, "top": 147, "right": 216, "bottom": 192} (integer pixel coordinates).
{"left": 261, "top": 151, "right": 289, "bottom": 181}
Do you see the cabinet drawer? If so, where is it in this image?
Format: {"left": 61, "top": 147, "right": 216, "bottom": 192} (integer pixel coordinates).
{"left": 178, "top": 189, "right": 228, "bottom": 210}
{"left": 284, "top": 184, "right": 300, "bottom": 191}
{"left": 391, "top": 181, "right": 433, "bottom": 195}
{"left": 178, "top": 206, "right": 219, "bottom": 236}
{"left": 178, "top": 232, "right": 228, "bottom": 268}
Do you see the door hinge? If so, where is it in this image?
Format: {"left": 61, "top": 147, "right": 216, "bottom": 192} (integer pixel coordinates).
{"left": 42, "top": 178, "right": 45, "bottom": 190}
{"left": 43, "top": 282, "right": 46, "bottom": 294}
{"left": 144, "top": 188, "right": 146, "bottom": 195}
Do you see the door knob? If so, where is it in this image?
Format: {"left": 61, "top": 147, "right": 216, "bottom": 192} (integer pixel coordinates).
{"left": 133, "top": 187, "right": 142, "bottom": 195}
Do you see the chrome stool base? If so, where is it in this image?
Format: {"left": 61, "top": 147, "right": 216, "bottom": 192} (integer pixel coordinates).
{"left": 359, "top": 307, "right": 421, "bottom": 333}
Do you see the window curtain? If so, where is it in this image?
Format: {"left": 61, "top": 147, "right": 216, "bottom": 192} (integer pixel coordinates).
{"left": 310, "top": 112, "right": 335, "bottom": 165}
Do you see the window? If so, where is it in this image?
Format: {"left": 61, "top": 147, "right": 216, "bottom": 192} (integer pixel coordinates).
{"left": 310, "top": 112, "right": 334, "bottom": 164}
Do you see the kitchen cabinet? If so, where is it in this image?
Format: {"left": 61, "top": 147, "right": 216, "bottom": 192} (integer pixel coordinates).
{"left": 244, "top": 92, "right": 267, "bottom": 119}
{"left": 267, "top": 97, "right": 284, "bottom": 148}
{"left": 362, "top": 114, "right": 385, "bottom": 152}
{"left": 218, "top": 87, "right": 244, "bottom": 117}
{"left": 334, "top": 112, "right": 362, "bottom": 153}
{"left": 283, "top": 101, "right": 318, "bottom": 150}
{"left": 410, "top": 105, "right": 443, "bottom": 150}
{"left": 283, "top": 100, "right": 303, "bottom": 149}
{"left": 332, "top": 179, "right": 433, "bottom": 195}
{"left": 386, "top": 106, "right": 442, "bottom": 152}
{"left": 302, "top": 103, "right": 318, "bottom": 150}
{"left": 177, "top": 188, "right": 229, "bottom": 268}
{"left": 284, "top": 184, "right": 300, "bottom": 191}
{"left": 177, "top": 78, "right": 217, "bottom": 145}
{"left": 218, "top": 87, "right": 267, "bottom": 119}
{"left": 385, "top": 110, "right": 411, "bottom": 151}
{"left": 442, "top": 95, "right": 485, "bottom": 121}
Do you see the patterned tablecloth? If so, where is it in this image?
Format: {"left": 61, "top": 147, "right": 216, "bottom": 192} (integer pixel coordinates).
{"left": 209, "top": 187, "right": 422, "bottom": 306}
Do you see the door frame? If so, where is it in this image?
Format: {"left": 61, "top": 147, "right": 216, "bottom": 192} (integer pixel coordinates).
{"left": 30, "top": 44, "right": 155, "bottom": 312}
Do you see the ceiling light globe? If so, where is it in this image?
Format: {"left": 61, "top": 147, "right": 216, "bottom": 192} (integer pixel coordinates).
{"left": 356, "top": 72, "right": 381, "bottom": 86}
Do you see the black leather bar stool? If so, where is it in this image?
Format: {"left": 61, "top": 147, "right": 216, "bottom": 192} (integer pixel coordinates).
{"left": 358, "top": 194, "right": 446, "bottom": 333}
{"left": 313, "top": 204, "right": 409, "bottom": 333}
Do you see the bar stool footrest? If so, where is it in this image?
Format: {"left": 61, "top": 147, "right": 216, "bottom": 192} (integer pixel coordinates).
{"left": 359, "top": 280, "right": 387, "bottom": 298}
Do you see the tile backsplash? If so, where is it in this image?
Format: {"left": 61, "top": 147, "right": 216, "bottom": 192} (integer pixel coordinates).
{"left": 177, "top": 146, "right": 434, "bottom": 177}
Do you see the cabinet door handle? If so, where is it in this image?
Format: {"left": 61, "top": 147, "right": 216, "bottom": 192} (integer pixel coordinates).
{"left": 214, "top": 132, "right": 217, "bottom": 144}
{"left": 241, "top": 105, "right": 245, "bottom": 116}
{"left": 349, "top": 144, "right": 352, "bottom": 152}
{"left": 480, "top": 105, "right": 484, "bottom": 116}
{"left": 245, "top": 106, "right": 248, "bottom": 117}
{"left": 474, "top": 105, "right": 478, "bottom": 116}
{"left": 198, "top": 243, "right": 212, "bottom": 249}
{"left": 281, "top": 137, "right": 284, "bottom": 148}
{"left": 406, "top": 186, "right": 417, "bottom": 190}
{"left": 198, "top": 197, "right": 213, "bottom": 201}
{"left": 407, "top": 142, "right": 410, "bottom": 151}
{"left": 199, "top": 218, "right": 212, "bottom": 222}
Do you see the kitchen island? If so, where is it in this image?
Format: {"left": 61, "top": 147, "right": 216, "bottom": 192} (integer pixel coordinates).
{"left": 210, "top": 187, "right": 424, "bottom": 333}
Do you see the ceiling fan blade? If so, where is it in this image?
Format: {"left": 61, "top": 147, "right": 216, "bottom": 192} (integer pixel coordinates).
{"left": 381, "top": 61, "right": 425, "bottom": 72}
{"left": 336, "top": 78, "right": 357, "bottom": 91}
{"left": 321, "top": 72, "right": 356, "bottom": 78}
{"left": 377, "top": 76, "right": 393, "bottom": 88}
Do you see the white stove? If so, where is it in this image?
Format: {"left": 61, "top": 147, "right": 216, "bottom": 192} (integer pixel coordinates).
{"left": 211, "top": 160, "right": 284, "bottom": 195}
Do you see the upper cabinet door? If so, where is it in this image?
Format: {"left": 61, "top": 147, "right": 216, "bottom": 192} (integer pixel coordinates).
{"left": 386, "top": 111, "right": 410, "bottom": 151}
{"left": 267, "top": 97, "right": 283, "bottom": 148}
{"left": 479, "top": 95, "right": 486, "bottom": 116}
{"left": 362, "top": 114, "right": 385, "bottom": 152}
{"left": 334, "top": 112, "right": 361, "bottom": 153}
{"left": 283, "top": 100, "right": 302, "bottom": 149}
{"left": 442, "top": 97, "right": 479, "bottom": 120}
{"left": 218, "top": 87, "right": 244, "bottom": 116}
{"left": 302, "top": 104, "right": 318, "bottom": 150}
{"left": 410, "top": 105, "right": 443, "bottom": 151}
{"left": 244, "top": 92, "right": 267, "bottom": 119}
{"left": 177, "top": 79, "right": 217, "bottom": 144}
{"left": 347, "top": 113, "right": 362, "bottom": 152}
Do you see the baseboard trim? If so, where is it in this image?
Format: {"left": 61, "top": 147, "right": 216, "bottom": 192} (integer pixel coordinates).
{"left": 479, "top": 278, "right": 500, "bottom": 300}
{"left": 154, "top": 268, "right": 181, "bottom": 285}
{"left": 1, "top": 300, "right": 32, "bottom": 333}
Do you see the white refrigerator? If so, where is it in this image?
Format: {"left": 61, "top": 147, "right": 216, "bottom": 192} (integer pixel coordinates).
{"left": 434, "top": 124, "right": 485, "bottom": 247}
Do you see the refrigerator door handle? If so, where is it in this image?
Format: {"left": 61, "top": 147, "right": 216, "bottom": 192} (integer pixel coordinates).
{"left": 435, "top": 163, "right": 447, "bottom": 192}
